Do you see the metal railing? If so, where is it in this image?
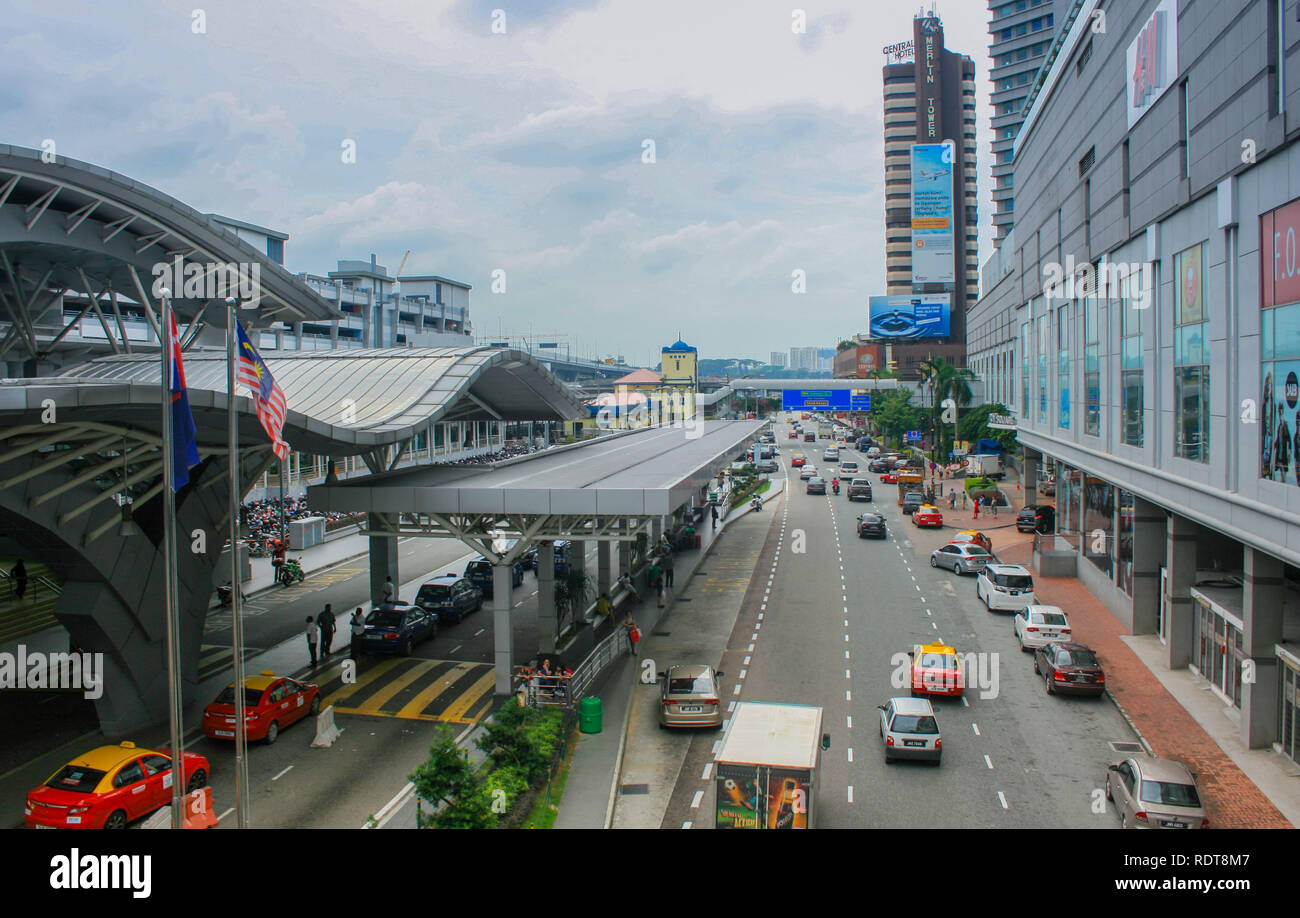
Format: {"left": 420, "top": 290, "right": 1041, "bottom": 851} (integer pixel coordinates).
{"left": 0, "top": 567, "right": 61, "bottom": 601}
{"left": 566, "top": 627, "right": 630, "bottom": 705}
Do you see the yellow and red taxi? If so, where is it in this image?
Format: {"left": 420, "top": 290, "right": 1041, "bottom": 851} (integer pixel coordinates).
{"left": 801, "top": 412, "right": 811, "bottom": 420}
{"left": 202, "top": 671, "right": 320, "bottom": 744}
{"left": 911, "top": 642, "right": 964, "bottom": 697}
{"left": 949, "top": 529, "right": 993, "bottom": 554}
{"left": 25, "top": 741, "right": 210, "bottom": 829}
{"left": 791, "top": 453, "right": 807, "bottom": 468}
{"left": 913, "top": 504, "right": 943, "bottom": 528}
{"left": 788, "top": 430, "right": 798, "bottom": 439}
{"left": 881, "top": 470, "right": 899, "bottom": 484}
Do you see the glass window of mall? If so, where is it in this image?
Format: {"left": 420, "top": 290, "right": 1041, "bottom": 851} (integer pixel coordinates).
{"left": 1173, "top": 242, "right": 1209, "bottom": 462}
{"left": 1120, "top": 266, "right": 1146, "bottom": 447}
{"left": 1083, "top": 283, "right": 1100, "bottom": 436}
{"left": 1057, "top": 305, "right": 1070, "bottom": 429}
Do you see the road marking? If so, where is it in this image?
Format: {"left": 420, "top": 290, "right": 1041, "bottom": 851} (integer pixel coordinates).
{"left": 755, "top": 622, "right": 762, "bottom": 630}
{"left": 847, "top": 715, "right": 852, "bottom": 728}
{"left": 915, "top": 584, "right": 920, "bottom": 591}
{"left": 747, "top": 643, "right": 755, "bottom": 652}
{"left": 845, "top": 690, "right": 851, "bottom": 701}
{"left": 972, "top": 723, "right": 981, "bottom": 736}
{"left": 961, "top": 696, "right": 970, "bottom": 707}
{"left": 847, "top": 747, "right": 854, "bottom": 762}
{"left": 844, "top": 650, "right": 850, "bottom": 659}
{"left": 920, "top": 597, "right": 926, "bottom": 603}
{"left": 743, "top": 655, "right": 751, "bottom": 665}
{"left": 931, "top": 622, "right": 937, "bottom": 629}
{"left": 690, "top": 790, "right": 704, "bottom": 809}
{"left": 217, "top": 807, "right": 235, "bottom": 822}
{"left": 733, "top": 684, "right": 742, "bottom": 695}
{"left": 702, "top": 762, "right": 713, "bottom": 780}
{"left": 757, "top": 613, "right": 764, "bottom": 621}
{"left": 271, "top": 765, "right": 294, "bottom": 781}
{"left": 984, "top": 755, "right": 994, "bottom": 769}
{"left": 751, "top": 633, "right": 758, "bottom": 641}
{"left": 451, "top": 645, "right": 462, "bottom": 653}
{"left": 728, "top": 701, "right": 736, "bottom": 712}
{"left": 712, "top": 740, "right": 722, "bottom": 754}
{"left": 845, "top": 669, "right": 850, "bottom": 679}
{"left": 739, "top": 669, "right": 747, "bottom": 679}
{"left": 997, "top": 791, "right": 1008, "bottom": 809}
{"left": 682, "top": 820, "right": 692, "bottom": 829}
{"left": 847, "top": 785, "right": 854, "bottom": 803}
{"left": 514, "top": 601, "right": 525, "bottom": 607}
{"left": 925, "top": 609, "right": 931, "bottom": 615}
{"left": 474, "top": 629, "right": 485, "bottom": 636}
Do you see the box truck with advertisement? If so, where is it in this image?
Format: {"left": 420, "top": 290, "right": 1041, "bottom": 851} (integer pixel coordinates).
{"left": 714, "top": 702, "right": 827, "bottom": 829}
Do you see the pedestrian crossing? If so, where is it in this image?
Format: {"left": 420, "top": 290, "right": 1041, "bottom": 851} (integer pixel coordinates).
{"left": 312, "top": 656, "right": 496, "bottom": 725}
{"left": 198, "top": 643, "right": 265, "bottom": 683}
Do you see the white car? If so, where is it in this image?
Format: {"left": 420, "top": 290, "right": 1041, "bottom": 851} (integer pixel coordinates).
{"left": 799, "top": 465, "right": 819, "bottom": 480}
{"left": 823, "top": 447, "right": 840, "bottom": 463}
{"left": 1013, "top": 605, "right": 1072, "bottom": 650}
{"left": 976, "top": 563, "right": 1036, "bottom": 612}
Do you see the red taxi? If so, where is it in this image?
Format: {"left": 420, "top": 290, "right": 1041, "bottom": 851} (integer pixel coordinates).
{"left": 949, "top": 529, "right": 993, "bottom": 554}
{"left": 25, "top": 742, "right": 210, "bottom": 829}
{"left": 202, "top": 671, "right": 320, "bottom": 745}
{"left": 881, "top": 470, "right": 899, "bottom": 484}
{"left": 913, "top": 505, "right": 943, "bottom": 528}
{"left": 910, "top": 642, "right": 964, "bottom": 697}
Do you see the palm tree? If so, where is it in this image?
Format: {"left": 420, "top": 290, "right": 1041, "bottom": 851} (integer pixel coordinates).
{"left": 918, "top": 356, "right": 975, "bottom": 462}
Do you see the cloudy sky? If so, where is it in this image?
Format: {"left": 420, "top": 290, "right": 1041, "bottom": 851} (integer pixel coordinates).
{"left": 3, "top": 0, "right": 997, "bottom": 367}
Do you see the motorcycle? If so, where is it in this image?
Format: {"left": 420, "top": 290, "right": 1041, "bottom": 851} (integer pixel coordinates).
{"left": 217, "top": 583, "right": 246, "bottom": 607}
{"left": 750, "top": 496, "right": 763, "bottom": 512}
{"left": 278, "top": 558, "right": 305, "bottom": 586}
{"left": 832, "top": 480, "right": 840, "bottom": 496}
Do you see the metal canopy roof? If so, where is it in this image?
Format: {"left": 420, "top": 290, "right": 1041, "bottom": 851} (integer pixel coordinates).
{"left": 0, "top": 346, "right": 582, "bottom": 457}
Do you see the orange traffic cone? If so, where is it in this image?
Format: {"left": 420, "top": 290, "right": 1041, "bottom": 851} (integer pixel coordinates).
{"left": 183, "top": 786, "right": 218, "bottom": 829}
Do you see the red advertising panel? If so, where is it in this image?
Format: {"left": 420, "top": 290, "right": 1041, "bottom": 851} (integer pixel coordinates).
{"left": 1262, "top": 198, "right": 1300, "bottom": 308}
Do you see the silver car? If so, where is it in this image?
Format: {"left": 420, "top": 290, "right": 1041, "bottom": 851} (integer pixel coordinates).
{"left": 878, "top": 697, "right": 942, "bottom": 764}
{"left": 657, "top": 664, "right": 724, "bottom": 728}
{"left": 1105, "top": 756, "right": 1208, "bottom": 829}
{"left": 930, "top": 543, "right": 991, "bottom": 575}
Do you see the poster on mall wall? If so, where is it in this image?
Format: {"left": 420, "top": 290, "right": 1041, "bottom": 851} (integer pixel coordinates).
{"left": 1261, "top": 362, "right": 1300, "bottom": 485}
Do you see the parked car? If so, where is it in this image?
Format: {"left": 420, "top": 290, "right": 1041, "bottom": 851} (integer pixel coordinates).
{"left": 1034, "top": 640, "right": 1106, "bottom": 696}
{"left": 202, "top": 672, "right": 320, "bottom": 744}
{"left": 977, "top": 564, "right": 1036, "bottom": 612}
{"left": 847, "top": 478, "right": 873, "bottom": 502}
{"left": 948, "top": 529, "right": 993, "bottom": 554}
{"left": 464, "top": 556, "right": 525, "bottom": 597}
{"left": 912, "top": 505, "right": 943, "bottom": 528}
{"left": 24, "top": 742, "right": 210, "bottom": 829}
{"left": 1106, "top": 756, "right": 1208, "bottom": 829}
{"left": 806, "top": 476, "right": 827, "bottom": 495}
{"left": 657, "top": 664, "right": 725, "bottom": 728}
{"left": 857, "top": 512, "right": 887, "bottom": 538}
{"left": 878, "top": 697, "right": 942, "bottom": 764}
{"left": 1013, "top": 605, "right": 1072, "bottom": 651}
{"left": 869, "top": 458, "right": 891, "bottom": 473}
{"left": 909, "top": 643, "right": 964, "bottom": 698}
{"left": 362, "top": 602, "right": 438, "bottom": 655}
{"left": 414, "top": 575, "right": 484, "bottom": 624}
{"left": 756, "top": 459, "right": 779, "bottom": 473}
{"left": 1017, "top": 504, "right": 1056, "bottom": 533}
{"left": 930, "top": 542, "right": 991, "bottom": 575}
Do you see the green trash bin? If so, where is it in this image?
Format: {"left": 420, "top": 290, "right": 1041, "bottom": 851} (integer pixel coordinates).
{"left": 578, "top": 696, "right": 603, "bottom": 734}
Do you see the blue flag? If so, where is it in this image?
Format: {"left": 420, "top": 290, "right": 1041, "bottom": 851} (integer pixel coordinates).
{"left": 169, "top": 312, "right": 201, "bottom": 490}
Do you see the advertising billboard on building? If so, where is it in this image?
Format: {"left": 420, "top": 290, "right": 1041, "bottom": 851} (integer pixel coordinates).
{"left": 868, "top": 294, "right": 951, "bottom": 339}
{"left": 910, "top": 142, "right": 955, "bottom": 284}
{"left": 1126, "top": 0, "right": 1179, "bottom": 128}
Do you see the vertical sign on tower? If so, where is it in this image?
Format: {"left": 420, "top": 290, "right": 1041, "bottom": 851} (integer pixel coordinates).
{"left": 910, "top": 144, "right": 955, "bottom": 285}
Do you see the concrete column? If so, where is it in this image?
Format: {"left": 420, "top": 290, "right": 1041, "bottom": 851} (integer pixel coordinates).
{"left": 1022, "top": 449, "right": 1038, "bottom": 507}
{"left": 1163, "top": 513, "right": 1198, "bottom": 670}
{"left": 367, "top": 514, "right": 398, "bottom": 605}
{"left": 597, "top": 539, "right": 612, "bottom": 595}
{"left": 493, "top": 562, "right": 515, "bottom": 695}
{"left": 651, "top": 517, "right": 662, "bottom": 545}
{"left": 538, "top": 541, "right": 556, "bottom": 655}
{"left": 617, "top": 520, "right": 632, "bottom": 579}
{"left": 1130, "top": 497, "right": 1165, "bottom": 635}
{"left": 570, "top": 539, "right": 587, "bottom": 581}
{"left": 1242, "top": 547, "right": 1285, "bottom": 749}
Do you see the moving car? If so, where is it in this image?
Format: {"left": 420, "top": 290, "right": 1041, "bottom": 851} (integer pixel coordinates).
{"left": 878, "top": 697, "right": 942, "bottom": 764}
{"left": 1034, "top": 640, "right": 1105, "bottom": 696}
{"left": 822, "top": 447, "right": 840, "bottom": 463}
{"left": 791, "top": 454, "right": 807, "bottom": 468}
{"left": 869, "top": 458, "right": 891, "bottom": 473}
{"left": 804, "top": 432, "right": 816, "bottom": 442}
{"left": 464, "top": 556, "right": 525, "bottom": 597}
{"left": 948, "top": 529, "right": 993, "bottom": 554}
{"left": 857, "top": 512, "right": 887, "bottom": 538}
{"left": 930, "top": 542, "right": 991, "bottom": 575}
{"left": 839, "top": 460, "right": 860, "bottom": 476}
{"left": 788, "top": 430, "right": 798, "bottom": 439}
{"left": 901, "top": 491, "right": 924, "bottom": 514}
{"left": 909, "top": 643, "right": 964, "bottom": 697}
{"left": 24, "top": 742, "right": 210, "bottom": 829}
{"left": 657, "top": 664, "right": 725, "bottom": 728}
{"left": 866, "top": 446, "right": 881, "bottom": 458}
{"left": 806, "top": 476, "right": 827, "bottom": 495}
{"left": 1013, "top": 605, "right": 1072, "bottom": 651}
{"left": 977, "top": 564, "right": 1036, "bottom": 612}
{"left": 363, "top": 602, "right": 438, "bottom": 655}
{"left": 847, "top": 478, "right": 873, "bottom": 502}
{"left": 415, "top": 574, "right": 484, "bottom": 624}
{"left": 1017, "top": 504, "right": 1056, "bottom": 533}
{"left": 912, "top": 504, "right": 943, "bottom": 528}
{"left": 1106, "top": 756, "right": 1208, "bottom": 829}
{"left": 202, "top": 671, "right": 320, "bottom": 744}
{"left": 799, "top": 465, "right": 819, "bottom": 480}
{"left": 881, "top": 470, "right": 900, "bottom": 484}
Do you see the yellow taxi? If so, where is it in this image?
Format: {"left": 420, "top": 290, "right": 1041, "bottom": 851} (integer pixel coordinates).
{"left": 949, "top": 529, "right": 993, "bottom": 554}
{"left": 910, "top": 642, "right": 964, "bottom": 698}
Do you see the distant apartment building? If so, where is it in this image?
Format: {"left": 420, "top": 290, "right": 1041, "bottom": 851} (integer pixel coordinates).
{"left": 789, "top": 346, "right": 820, "bottom": 371}
{"left": 770, "top": 351, "right": 788, "bottom": 367}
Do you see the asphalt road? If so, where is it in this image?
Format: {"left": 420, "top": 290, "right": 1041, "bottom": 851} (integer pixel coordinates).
{"left": 662, "top": 419, "right": 1139, "bottom": 828}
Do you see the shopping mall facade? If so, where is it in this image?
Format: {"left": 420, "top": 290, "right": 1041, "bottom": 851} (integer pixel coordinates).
{"left": 968, "top": 0, "right": 1300, "bottom": 762}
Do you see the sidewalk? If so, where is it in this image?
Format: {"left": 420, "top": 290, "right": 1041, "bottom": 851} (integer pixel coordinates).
{"left": 553, "top": 478, "right": 784, "bottom": 829}
{"left": 213, "top": 526, "right": 372, "bottom": 609}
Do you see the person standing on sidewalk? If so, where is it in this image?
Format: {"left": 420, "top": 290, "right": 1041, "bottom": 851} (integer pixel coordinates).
{"left": 622, "top": 612, "right": 640, "bottom": 656}
{"left": 350, "top": 607, "right": 365, "bottom": 659}
{"left": 305, "top": 615, "right": 318, "bottom": 668}
{"left": 711, "top": 504, "right": 719, "bottom": 530}
{"left": 663, "top": 551, "right": 675, "bottom": 588}
{"left": 317, "top": 604, "right": 336, "bottom": 656}
{"left": 973, "top": 497, "right": 979, "bottom": 520}
{"left": 383, "top": 576, "right": 397, "bottom": 604}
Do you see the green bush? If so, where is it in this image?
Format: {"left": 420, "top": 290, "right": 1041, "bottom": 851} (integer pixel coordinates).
{"left": 475, "top": 702, "right": 564, "bottom": 783}
{"left": 965, "top": 476, "right": 993, "bottom": 493}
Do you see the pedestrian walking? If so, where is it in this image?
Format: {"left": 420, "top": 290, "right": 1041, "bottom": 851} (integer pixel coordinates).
{"left": 350, "top": 607, "right": 365, "bottom": 660}
{"left": 305, "top": 615, "right": 318, "bottom": 667}
{"left": 711, "top": 503, "right": 719, "bottom": 531}
{"left": 961, "top": 490, "right": 968, "bottom": 509}
{"left": 383, "top": 576, "right": 396, "bottom": 604}
{"left": 11, "top": 559, "right": 27, "bottom": 601}
{"left": 973, "top": 498, "right": 979, "bottom": 520}
{"left": 622, "top": 612, "right": 641, "bottom": 656}
{"left": 991, "top": 497, "right": 999, "bottom": 518}
{"left": 663, "top": 551, "right": 675, "bottom": 588}
{"left": 318, "top": 604, "right": 336, "bottom": 655}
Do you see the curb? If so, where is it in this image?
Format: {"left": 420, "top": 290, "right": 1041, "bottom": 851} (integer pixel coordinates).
{"left": 603, "top": 666, "right": 637, "bottom": 830}
{"left": 1102, "top": 686, "right": 1156, "bottom": 757}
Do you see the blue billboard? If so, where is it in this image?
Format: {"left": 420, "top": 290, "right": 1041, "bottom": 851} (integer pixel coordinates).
{"left": 850, "top": 393, "right": 871, "bottom": 410}
{"left": 782, "top": 389, "right": 850, "bottom": 410}
{"left": 910, "top": 143, "right": 955, "bottom": 284}
{"left": 868, "top": 294, "right": 951, "bottom": 339}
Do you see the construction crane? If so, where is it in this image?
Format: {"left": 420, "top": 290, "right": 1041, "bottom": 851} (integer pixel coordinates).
{"left": 389, "top": 250, "right": 412, "bottom": 299}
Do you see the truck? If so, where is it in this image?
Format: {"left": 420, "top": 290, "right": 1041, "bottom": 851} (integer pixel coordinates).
{"left": 715, "top": 702, "right": 826, "bottom": 829}
{"left": 965, "top": 454, "right": 1004, "bottom": 479}
{"left": 896, "top": 471, "right": 926, "bottom": 506}
{"left": 818, "top": 421, "right": 834, "bottom": 440}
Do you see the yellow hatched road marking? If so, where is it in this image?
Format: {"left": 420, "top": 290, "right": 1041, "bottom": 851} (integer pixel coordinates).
{"left": 392, "top": 661, "right": 476, "bottom": 719}
{"left": 320, "top": 657, "right": 405, "bottom": 708}
{"left": 342, "top": 660, "right": 440, "bottom": 716}
{"left": 437, "top": 668, "right": 496, "bottom": 723}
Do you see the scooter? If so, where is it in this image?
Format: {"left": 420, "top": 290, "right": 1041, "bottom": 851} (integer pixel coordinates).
{"left": 278, "top": 558, "right": 305, "bottom": 586}
{"left": 750, "top": 496, "right": 763, "bottom": 512}
{"left": 217, "top": 583, "right": 246, "bottom": 607}
{"left": 832, "top": 480, "right": 840, "bottom": 496}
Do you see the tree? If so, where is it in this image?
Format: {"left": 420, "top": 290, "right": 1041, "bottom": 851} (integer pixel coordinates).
{"left": 918, "top": 356, "right": 976, "bottom": 459}
{"left": 958, "top": 403, "right": 1020, "bottom": 453}
{"left": 409, "top": 725, "right": 496, "bottom": 827}
{"left": 837, "top": 339, "right": 857, "bottom": 351}
{"left": 869, "top": 387, "right": 923, "bottom": 447}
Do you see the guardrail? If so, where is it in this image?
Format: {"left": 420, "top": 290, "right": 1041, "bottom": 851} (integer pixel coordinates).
{"left": 567, "top": 627, "right": 629, "bottom": 704}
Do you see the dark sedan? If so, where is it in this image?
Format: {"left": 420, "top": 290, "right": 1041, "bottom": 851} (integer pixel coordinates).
{"left": 362, "top": 603, "right": 438, "bottom": 656}
{"left": 868, "top": 459, "right": 891, "bottom": 473}
{"left": 857, "top": 513, "right": 887, "bottom": 538}
{"left": 464, "top": 557, "right": 525, "bottom": 597}
{"left": 1034, "top": 640, "right": 1106, "bottom": 696}
{"left": 806, "top": 476, "right": 827, "bottom": 495}
{"left": 414, "top": 575, "right": 483, "bottom": 624}
{"left": 847, "top": 478, "right": 873, "bottom": 502}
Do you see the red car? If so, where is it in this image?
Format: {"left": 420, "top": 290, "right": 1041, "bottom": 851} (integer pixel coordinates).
{"left": 202, "top": 671, "right": 320, "bottom": 744}
{"left": 787, "top": 430, "right": 798, "bottom": 439}
{"left": 25, "top": 742, "right": 210, "bottom": 829}
{"left": 948, "top": 529, "right": 993, "bottom": 554}
{"left": 881, "top": 470, "right": 899, "bottom": 484}
{"left": 913, "top": 505, "right": 943, "bottom": 527}
{"left": 791, "top": 455, "right": 806, "bottom": 468}
{"left": 910, "top": 643, "right": 964, "bottom": 698}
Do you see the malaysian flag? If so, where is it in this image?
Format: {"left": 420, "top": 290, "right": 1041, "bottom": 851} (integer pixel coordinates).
{"left": 235, "top": 321, "right": 290, "bottom": 460}
{"left": 168, "top": 311, "right": 201, "bottom": 491}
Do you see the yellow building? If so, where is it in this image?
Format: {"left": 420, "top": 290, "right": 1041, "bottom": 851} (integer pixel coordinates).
{"left": 660, "top": 339, "right": 698, "bottom": 389}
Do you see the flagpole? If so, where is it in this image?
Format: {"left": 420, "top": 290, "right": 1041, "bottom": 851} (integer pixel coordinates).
{"left": 160, "top": 290, "right": 185, "bottom": 828}
{"left": 227, "top": 299, "right": 251, "bottom": 829}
